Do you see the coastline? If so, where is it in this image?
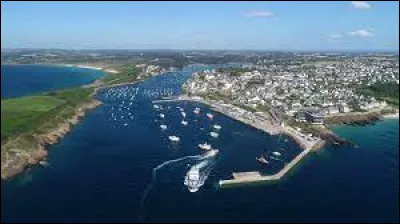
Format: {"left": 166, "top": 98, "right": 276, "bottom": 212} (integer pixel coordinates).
{"left": 156, "top": 94, "right": 326, "bottom": 151}
{"left": 1, "top": 63, "right": 150, "bottom": 180}
{"left": 1, "top": 99, "right": 102, "bottom": 180}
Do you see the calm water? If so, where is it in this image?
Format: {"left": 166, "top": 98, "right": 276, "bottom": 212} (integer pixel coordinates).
{"left": 1, "top": 64, "right": 105, "bottom": 99}
{"left": 1, "top": 65, "right": 399, "bottom": 223}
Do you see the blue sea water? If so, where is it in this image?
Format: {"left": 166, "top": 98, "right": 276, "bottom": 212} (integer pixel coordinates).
{"left": 1, "top": 65, "right": 399, "bottom": 222}
{"left": 1, "top": 64, "right": 105, "bottom": 99}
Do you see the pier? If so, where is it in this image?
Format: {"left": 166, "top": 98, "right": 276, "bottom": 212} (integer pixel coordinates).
{"left": 219, "top": 146, "right": 312, "bottom": 187}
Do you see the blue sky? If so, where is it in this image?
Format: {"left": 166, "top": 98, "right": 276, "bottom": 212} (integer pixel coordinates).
{"left": 1, "top": 1, "right": 399, "bottom": 51}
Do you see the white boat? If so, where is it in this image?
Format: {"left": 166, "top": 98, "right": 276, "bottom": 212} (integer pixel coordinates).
{"left": 181, "top": 120, "right": 188, "bottom": 126}
{"left": 272, "top": 151, "right": 281, "bottom": 156}
{"left": 160, "top": 124, "right": 167, "bottom": 130}
{"left": 198, "top": 143, "right": 212, "bottom": 150}
{"left": 159, "top": 113, "right": 165, "bottom": 119}
{"left": 181, "top": 111, "right": 186, "bottom": 117}
{"left": 153, "top": 104, "right": 160, "bottom": 109}
{"left": 179, "top": 108, "right": 184, "bottom": 112}
{"left": 183, "top": 152, "right": 218, "bottom": 193}
{"left": 184, "top": 167, "right": 201, "bottom": 192}
{"left": 168, "top": 135, "right": 180, "bottom": 142}
{"left": 193, "top": 107, "right": 200, "bottom": 114}
{"left": 206, "top": 113, "right": 214, "bottom": 119}
{"left": 213, "top": 124, "right": 222, "bottom": 130}
{"left": 210, "top": 132, "right": 219, "bottom": 138}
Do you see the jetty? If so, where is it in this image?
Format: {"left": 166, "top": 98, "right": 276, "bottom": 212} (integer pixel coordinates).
{"left": 219, "top": 146, "right": 312, "bottom": 187}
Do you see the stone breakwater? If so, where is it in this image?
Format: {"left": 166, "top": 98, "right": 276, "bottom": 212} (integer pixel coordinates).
{"left": 1, "top": 100, "right": 102, "bottom": 180}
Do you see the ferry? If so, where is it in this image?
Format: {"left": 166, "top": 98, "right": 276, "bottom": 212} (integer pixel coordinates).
{"left": 184, "top": 167, "right": 201, "bottom": 192}
{"left": 168, "top": 135, "right": 180, "bottom": 142}
{"left": 184, "top": 158, "right": 215, "bottom": 193}
{"left": 198, "top": 142, "right": 212, "bottom": 150}
{"left": 206, "top": 113, "right": 214, "bottom": 119}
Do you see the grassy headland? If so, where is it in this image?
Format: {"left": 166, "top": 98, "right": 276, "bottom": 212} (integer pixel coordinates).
{"left": 1, "top": 65, "right": 144, "bottom": 180}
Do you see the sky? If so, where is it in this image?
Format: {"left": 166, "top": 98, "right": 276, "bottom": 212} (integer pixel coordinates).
{"left": 1, "top": 1, "right": 399, "bottom": 51}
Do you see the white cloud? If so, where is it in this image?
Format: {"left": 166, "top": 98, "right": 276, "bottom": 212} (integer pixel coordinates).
{"left": 351, "top": 1, "right": 371, "bottom": 9}
{"left": 329, "top": 34, "right": 342, "bottom": 39}
{"left": 245, "top": 10, "right": 274, "bottom": 18}
{"left": 347, "top": 29, "right": 374, "bottom": 37}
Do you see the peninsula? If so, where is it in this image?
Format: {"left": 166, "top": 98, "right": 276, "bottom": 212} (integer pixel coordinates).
{"left": 1, "top": 63, "right": 158, "bottom": 180}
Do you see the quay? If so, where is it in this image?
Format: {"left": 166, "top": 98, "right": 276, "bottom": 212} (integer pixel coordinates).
{"left": 219, "top": 146, "right": 312, "bottom": 187}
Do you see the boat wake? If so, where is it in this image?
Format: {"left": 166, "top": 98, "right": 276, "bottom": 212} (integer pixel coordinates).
{"left": 138, "top": 151, "right": 219, "bottom": 221}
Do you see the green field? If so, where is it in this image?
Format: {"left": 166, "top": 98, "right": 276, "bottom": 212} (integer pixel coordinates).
{"left": 1, "top": 87, "right": 93, "bottom": 141}
{"left": 100, "top": 66, "right": 139, "bottom": 85}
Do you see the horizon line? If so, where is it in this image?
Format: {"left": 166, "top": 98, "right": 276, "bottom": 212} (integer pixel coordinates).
{"left": 1, "top": 48, "right": 399, "bottom": 53}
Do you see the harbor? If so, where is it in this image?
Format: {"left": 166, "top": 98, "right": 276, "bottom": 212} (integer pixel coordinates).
{"left": 153, "top": 95, "right": 326, "bottom": 186}
{"left": 153, "top": 95, "right": 325, "bottom": 150}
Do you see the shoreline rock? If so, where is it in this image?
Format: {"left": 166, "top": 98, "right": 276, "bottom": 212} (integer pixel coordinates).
{"left": 1, "top": 100, "right": 102, "bottom": 180}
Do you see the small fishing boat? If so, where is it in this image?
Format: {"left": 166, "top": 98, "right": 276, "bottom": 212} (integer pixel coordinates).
{"left": 160, "top": 124, "right": 167, "bottom": 130}
{"left": 168, "top": 135, "right": 180, "bottom": 142}
{"left": 206, "top": 113, "right": 214, "bottom": 119}
{"left": 213, "top": 124, "right": 222, "bottom": 130}
{"left": 210, "top": 132, "right": 219, "bottom": 138}
{"left": 193, "top": 107, "right": 200, "bottom": 114}
{"left": 272, "top": 151, "right": 281, "bottom": 156}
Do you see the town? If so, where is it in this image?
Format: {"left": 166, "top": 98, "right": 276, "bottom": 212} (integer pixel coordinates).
{"left": 184, "top": 54, "right": 399, "bottom": 126}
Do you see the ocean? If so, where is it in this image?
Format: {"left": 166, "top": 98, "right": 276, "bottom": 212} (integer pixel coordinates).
{"left": 1, "top": 65, "right": 398, "bottom": 222}
{"left": 1, "top": 64, "right": 105, "bottom": 99}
